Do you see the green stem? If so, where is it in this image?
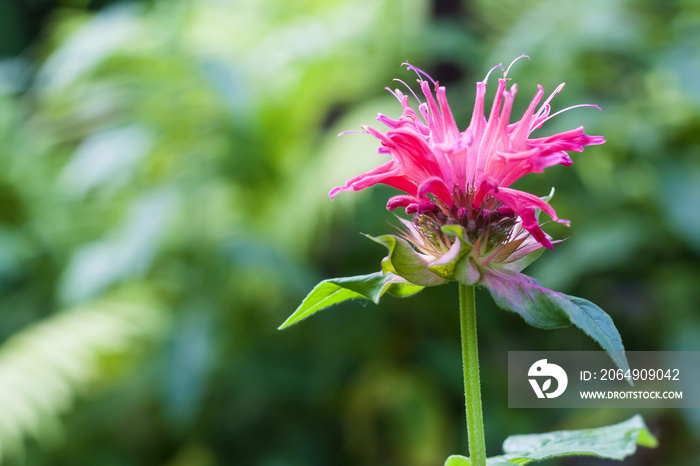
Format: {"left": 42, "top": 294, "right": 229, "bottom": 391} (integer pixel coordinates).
{"left": 459, "top": 283, "right": 486, "bottom": 465}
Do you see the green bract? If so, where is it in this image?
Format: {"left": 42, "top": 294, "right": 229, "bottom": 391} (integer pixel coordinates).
{"left": 281, "top": 230, "right": 631, "bottom": 374}
{"left": 368, "top": 223, "right": 544, "bottom": 286}
{"left": 368, "top": 234, "right": 448, "bottom": 286}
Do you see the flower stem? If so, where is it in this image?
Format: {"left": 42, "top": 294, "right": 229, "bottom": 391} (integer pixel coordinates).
{"left": 459, "top": 283, "right": 486, "bottom": 465}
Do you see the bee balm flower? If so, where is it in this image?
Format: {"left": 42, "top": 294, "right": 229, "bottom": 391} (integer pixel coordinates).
{"left": 283, "top": 57, "right": 628, "bottom": 381}
{"left": 331, "top": 58, "right": 604, "bottom": 258}
{"left": 282, "top": 59, "right": 645, "bottom": 466}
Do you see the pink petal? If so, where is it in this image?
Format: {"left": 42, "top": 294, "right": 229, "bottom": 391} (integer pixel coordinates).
{"left": 492, "top": 187, "right": 570, "bottom": 249}
{"left": 417, "top": 176, "right": 454, "bottom": 206}
{"left": 386, "top": 195, "right": 419, "bottom": 211}
{"left": 329, "top": 160, "right": 418, "bottom": 199}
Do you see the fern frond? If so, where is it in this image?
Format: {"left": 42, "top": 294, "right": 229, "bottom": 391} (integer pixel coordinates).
{"left": 0, "top": 294, "right": 169, "bottom": 460}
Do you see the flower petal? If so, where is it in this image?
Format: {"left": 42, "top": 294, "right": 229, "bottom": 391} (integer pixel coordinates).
{"left": 329, "top": 160, "right": 418, "bottom": 199}
{"left": 492, "top": 187, "right": 569, "bottom": 249}
{"left": 386, "top": 195, "right": 418, "bottom": 211}
{"left": 417, "top": 176, "right": 454, "bottom": 206}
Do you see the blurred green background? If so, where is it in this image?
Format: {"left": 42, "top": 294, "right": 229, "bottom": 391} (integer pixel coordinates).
{"left": 0, "top": 0, "right": 698, "bottom": 464}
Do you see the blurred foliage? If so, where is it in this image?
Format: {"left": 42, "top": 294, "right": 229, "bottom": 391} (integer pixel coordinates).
{"left": 0, "top": 0, "right": 697, "bottom": 465}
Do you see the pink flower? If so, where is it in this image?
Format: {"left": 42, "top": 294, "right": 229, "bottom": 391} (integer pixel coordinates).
{"left": 330, "top": 57, "right": 605, "bottom": 249}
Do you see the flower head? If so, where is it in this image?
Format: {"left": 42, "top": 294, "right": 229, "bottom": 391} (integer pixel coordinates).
{"left": 330, "top": 57, "right": 605, "bottom": 259}
{"left": 282, "top": 58, "right": 630, "bottom": 391}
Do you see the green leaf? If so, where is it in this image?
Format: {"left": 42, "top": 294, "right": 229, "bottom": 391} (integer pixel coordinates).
{"left": 444, "top": 455, "right": 471, "bottom": 466}
{"left": 482, "top": 270, "right": 630, "bottom": 373}
{"left": 367, "top": 234, "right": 446, "bottom": 286}
{"left": 490, "top": 415, "right": 657, "bottom": 463}
{"left": 443, "top": 455, "right": 513, "bottom": 465}
{"left": 445, "top": 415, "right": 656, "bottom": 465}
{"left": 385, "top": 280, "right": 425, "bottom": 297}
{"left": 278, "top": 272, "right": 423, "bottom": 329}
